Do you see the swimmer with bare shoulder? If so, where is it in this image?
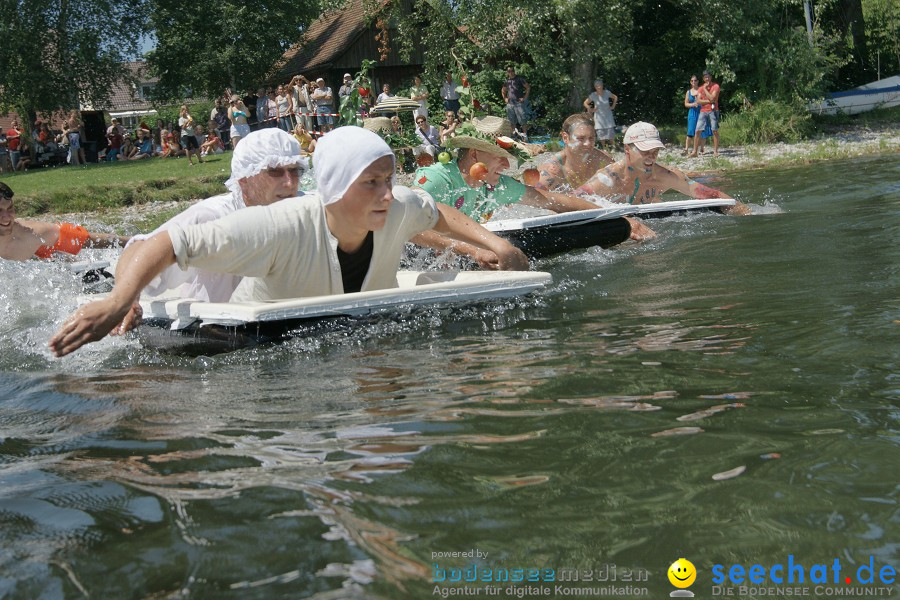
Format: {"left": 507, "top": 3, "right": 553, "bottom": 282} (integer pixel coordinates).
{"left": 0, "top": 182, "right": 130, "bottom": 261}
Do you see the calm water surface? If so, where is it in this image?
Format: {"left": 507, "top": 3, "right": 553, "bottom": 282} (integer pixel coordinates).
{"left": 0, "top": 155, "right": 898, "bottom": 598}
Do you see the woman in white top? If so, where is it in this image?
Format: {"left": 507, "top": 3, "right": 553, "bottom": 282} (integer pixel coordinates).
{"left": 178, "top": 105, "right": 203, "bottom": 165}
{"left": 410, "top": 76, "right": 429, "bottom": 120}
{"left": 275, "top": 84, "right": 293, "bottom": 132}
{"left": 583, "top": 79, "right": 618, "bottom": 150}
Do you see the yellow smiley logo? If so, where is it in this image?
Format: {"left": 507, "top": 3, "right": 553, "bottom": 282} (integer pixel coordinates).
{"left": 668, "top": 558, "right": 697, "bottom": 588}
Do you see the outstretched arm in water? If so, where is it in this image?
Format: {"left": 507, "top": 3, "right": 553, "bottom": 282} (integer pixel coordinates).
{"left": 411, "top": 202, "right": 529, "bottom": 270}
{"left": 49, "top": 233, "right": 175, "bottom": 357}
{"left": 667, "top": 168, "right": 751, "bottom": 216}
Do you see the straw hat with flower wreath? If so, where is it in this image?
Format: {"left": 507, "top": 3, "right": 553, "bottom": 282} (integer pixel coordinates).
{"left": 445, "top": 135, "right": 519, "bottom": 165}
{"left": 362, "top": 117, "right": 392, "bottom": 134}
{"left": 471, "top": 115, "right": 514, "bottom": 137}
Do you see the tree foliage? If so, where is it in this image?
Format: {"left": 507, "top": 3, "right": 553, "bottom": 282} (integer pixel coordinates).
{"left": 0, "top": 0, "right": 148, "bottom": 118}
{"left": 146, "top": 0, "right": 321, "bottom": 101}
{"left": 370, "top": 0, "right": 870, "bottom": 130}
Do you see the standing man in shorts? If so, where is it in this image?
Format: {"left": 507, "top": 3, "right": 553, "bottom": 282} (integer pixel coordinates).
{"left": 689, "top": 71, "right": 721, "bottom": 158}
{"left": 502, "top": 67, "right": 531, "bottom": 141}
{"left": 312, "top": 78, "right": 335, "bottom": 133}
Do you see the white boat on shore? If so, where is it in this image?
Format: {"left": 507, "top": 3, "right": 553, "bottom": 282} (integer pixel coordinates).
{"left": 807, "top": 75, "right": 900, "bottom": 116}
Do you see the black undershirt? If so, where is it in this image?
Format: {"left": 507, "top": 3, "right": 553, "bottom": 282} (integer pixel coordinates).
{"left": 337, "top": 231, "right": 374, "bottom": 293}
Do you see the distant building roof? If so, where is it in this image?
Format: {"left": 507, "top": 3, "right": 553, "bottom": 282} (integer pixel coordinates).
{"left": 87, "top": 61, "right": 158, "bottom": 113}
{"left": 274, "top": 0, "right": 387, "bottom": 79}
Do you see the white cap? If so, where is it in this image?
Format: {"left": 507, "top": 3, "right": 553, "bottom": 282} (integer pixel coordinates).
{"left": 224, "top": 128, "right": 307, "bottom": 196}
{"left": 316, "top": 77, "right": 324, "bottom": 83}
{"left": 314, "top": 127, "right": 394, "bottom": 206}
{"left": 343, "top": 73, "right": 352, "bottom": 79}
{"left": 623, "top": 121, "right": 665, "bottom": 151}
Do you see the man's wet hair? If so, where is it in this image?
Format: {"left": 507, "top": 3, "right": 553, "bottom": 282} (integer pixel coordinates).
{"left": 0, "top": 182, "right": 13, "bottom": 200}
{"left": 562, "top": 113, "right": 593, "bottom": 136}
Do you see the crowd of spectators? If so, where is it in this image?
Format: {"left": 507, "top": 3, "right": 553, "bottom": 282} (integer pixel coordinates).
{"left": 0, "top": 66, "right": 726, "bottom": 173}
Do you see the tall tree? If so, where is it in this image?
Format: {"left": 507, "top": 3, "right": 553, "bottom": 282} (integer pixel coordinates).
{"left": 0, "top": 0, "right": 148, "bottom": 119}
{"left": 147, "top": 0, "right": 321, "bottom": 101}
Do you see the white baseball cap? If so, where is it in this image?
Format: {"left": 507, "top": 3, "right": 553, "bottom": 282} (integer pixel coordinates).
{"left": 343, "top": 73, "right": 352, "bottom": 79}
{"left": 623, "top": 122, "right": 665, "bottom": 151}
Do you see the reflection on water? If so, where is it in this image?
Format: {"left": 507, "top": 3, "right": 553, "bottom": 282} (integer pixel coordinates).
{"left": 1, "top": 155, "right": 898, "bottom": 597}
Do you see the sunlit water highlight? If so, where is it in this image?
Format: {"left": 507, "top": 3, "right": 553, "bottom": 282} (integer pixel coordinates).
{"left": 0, "top": 154, "right": 897, "bottom": 598}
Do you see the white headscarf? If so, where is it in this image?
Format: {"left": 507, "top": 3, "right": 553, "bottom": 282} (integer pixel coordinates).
{"left": 224, "top": 128, "right": 308, "bottom": 196}
{"left": 313, "top": 126, "right": 395, "bottom": 206}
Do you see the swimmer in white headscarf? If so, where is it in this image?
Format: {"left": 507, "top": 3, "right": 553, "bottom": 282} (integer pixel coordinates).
{"left": 127, "top": 127, "right": 308, "bottom": 303}
{"left": 50, "top": 126, "right": 528, "bottom": 357}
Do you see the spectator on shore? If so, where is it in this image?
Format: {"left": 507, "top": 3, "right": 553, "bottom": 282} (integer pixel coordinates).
{"left": 0, "top": 132, "right": 9, "bottom": 173}
{"left": 38, "top": 123, "right": 53, "bottom": 149}
{"left": 390, "top": 115, "right": 402, "bottom": 134}
{"left": 440, "top": 73, "right": 461, "bottom": 116}
{"left": 290, "top": 75, "right": 313, "bottom": 131}
{"left": 48, "top": 126, "right": 528, "bottom": 357}
{"left": 161, "top": 131, "right": 183, "bottom": 158}
{"left": 130, "top": 129, "right": 155, "bottom": 160}
{"left": 376, "top": 83, "right": 394, "bottom": 105}
{"left": 228, "top": 94, "right": 252, "bottom": 149}
{"left": 153, "top": 119, "right": 166, "bottom": 154}
{"left": 254, "top": 88, "right": 267, "bottom": 126}
{"left": 201, "top": 122, "right": 225, "bottom": 156}
{"left": 0, "top": 182, "right": 130, "bottom": 261}
{"left": 106, "top": 125, "right": 124, "bottom": 161}
{"left": 276, "top": 84, "right": 293, "bottom": 132}
{"left": 14, "top": 136, "right": 32, "bottom": 171}
{"left": 580, "top": 121, "right": 748, "bottom": 215}
{"left": 583, "top": 79, "right": 617, "bottom": 151}
{"left": 67, "top": 111, "right": 87, "bottom": 164}
{"left": 211, "top": 98, "right": 231, "bottom": 150}
{"left": 439, "top": 110, "right": 460, "bottom": 145}
{"left": 414, "top": 114, "right": 441, "bottom": 158}
{"left": 410, "top": 75, "right": 429, "bottom": 120}
{"left": 266, "top": 89, "right": 278, "bottom": 127}
{"left": 120, "top": 134, "right": 136, "bottom": 159}
{"left": 338, "top": 73, "right": 354, "bottom": 100}
{"left": 61, "top": 116, "right": 83, "bottom": 166}
{"left": 502, "top": 66, "right": 531, "bottom": 140}
{"left": 312, "top": 78, "right": 335, "bottom": 133}
{"left": 291, "top": 122, "right": 316, "bottom": 155}
{"left": 537, "top": 113, "right": 614, "bottom": 191}
{"left": 178, "top": 105, "right": 203, "bottom": 166}
{"left": 6, "top": 120, "right": 24, "bottom": 170}
{"left": 683, "top": 74, "right": 712, "bottom": 155}
{"left": 107, "top": 118, "right": 126, "bottom": 137}
{"left": 689, "top": 71, "right": 721, "bottom": 157}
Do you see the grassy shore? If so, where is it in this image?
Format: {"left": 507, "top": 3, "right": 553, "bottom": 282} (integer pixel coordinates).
{"left": 2, "top": 107, "right": 897, "bottom": 233}
{"left": 3, "top": 153, "right": 231, "bottom": 217}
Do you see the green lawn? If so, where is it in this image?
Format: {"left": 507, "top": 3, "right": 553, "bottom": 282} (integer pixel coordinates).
{"left": 1, "top": 152, "right": 233, "bottom": 217}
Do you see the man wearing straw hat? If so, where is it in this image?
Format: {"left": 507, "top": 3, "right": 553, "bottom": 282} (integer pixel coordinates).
{"left": 413, "top": 132, "right": 655, "bottom": 264}
{"left": 49, "top": 127, "right": 528, "bottom": 357}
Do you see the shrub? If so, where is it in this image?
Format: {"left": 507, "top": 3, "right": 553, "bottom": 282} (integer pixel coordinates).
{"left": 719, "top": 100, "right": 814, "bottom": 145}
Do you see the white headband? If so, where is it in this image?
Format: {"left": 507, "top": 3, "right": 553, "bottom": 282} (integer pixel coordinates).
{"left": 313, "top": 126, "right": 395, "bottom": 206}
{"left": 224, "top": 128, "right": 307, "bottom": 196}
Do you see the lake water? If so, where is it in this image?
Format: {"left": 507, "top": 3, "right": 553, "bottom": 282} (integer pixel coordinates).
{"left": 0, "top": 154, "right": 897, "bottom": 598}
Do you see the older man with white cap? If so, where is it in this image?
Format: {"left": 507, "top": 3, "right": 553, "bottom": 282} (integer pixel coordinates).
{"left": 49, "top": 126, "right": 528, "bottom": 357}
{"left": 338, "top": 73, "right": 354, "bottom": 100}
{"left": 578, "top": 121, "right": 749, "bottom": 215}
{"left": 125, "top": 128, "right": 307, "bottom": 303}
{"left": 311, "top": 78, "right": 335, "bottom": 132}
